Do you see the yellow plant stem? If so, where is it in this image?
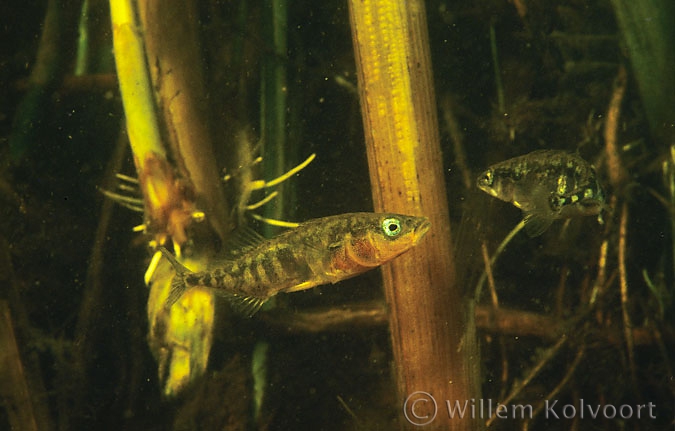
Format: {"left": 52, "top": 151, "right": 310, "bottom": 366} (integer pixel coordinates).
{"left": 110, "top": 0, "right": 211, "bottom": 397}
{"left": 349, "top": 1, "right": 481, "bottom": 429}
{"left": 110, "top": 0, "right": 193, "bottom": 246}
{"left": 109, "top": 0, "right": 164, "bottom": 163}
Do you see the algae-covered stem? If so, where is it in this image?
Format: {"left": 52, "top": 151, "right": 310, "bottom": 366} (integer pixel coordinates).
{"left": 348, "top": 1, "right": 481, "bottom": 429}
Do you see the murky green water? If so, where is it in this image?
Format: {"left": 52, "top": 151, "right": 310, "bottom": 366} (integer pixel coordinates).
{"left": 1, "top": 1, "right": 672, "bottom": 430}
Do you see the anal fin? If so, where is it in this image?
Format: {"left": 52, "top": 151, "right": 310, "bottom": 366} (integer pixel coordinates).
{"left": 217, "top": 291, "right": 267, "bottom": 317}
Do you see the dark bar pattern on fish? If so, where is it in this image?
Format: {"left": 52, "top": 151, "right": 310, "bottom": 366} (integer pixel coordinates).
{"left": 160, "top": 213, "right": 430, "bottom": 316}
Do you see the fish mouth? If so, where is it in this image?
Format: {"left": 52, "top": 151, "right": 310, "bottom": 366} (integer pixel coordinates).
{"left": 477, "top": 185, "right": 499, "bottom": 197}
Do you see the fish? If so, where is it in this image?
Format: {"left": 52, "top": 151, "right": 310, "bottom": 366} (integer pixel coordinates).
{"left": 159, "top": 212, "right": 430, "bottom": 316}
{"left": 476, "top": 150, "right": 605, "bottom": 237}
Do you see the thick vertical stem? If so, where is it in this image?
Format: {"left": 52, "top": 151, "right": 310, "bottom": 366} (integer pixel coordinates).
{"left": 139, "top": 1, "right": 231, "bottom": 243}
{"left": 109, "top": 0, "right": 165, "bottom": 163}
{"left": 348, "top": 1, "right": 481, "bottom": 430}
{"left": 110, "top": 0, "right": 192, "bottom": 247}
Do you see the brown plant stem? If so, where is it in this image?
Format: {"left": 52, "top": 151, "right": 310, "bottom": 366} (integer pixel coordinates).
{"left": 138, "top": 1, "right": 231, "bottom": 244}
{"left": 348, "top": 1, "right": 481, "bottom": 429}
{"left": 260, "top": 303, "right": 668, "bottom": 347}
{"left": 604, "top": 66, "right": 628, "bottom": 188}
{"left": 618, "top": 201, "right": 637, "bottom": 390}
{"left": 440, "top": 96, "right": 473, "bottom": 190}
{"left": 0, "top": 301, "right": 50, "bottom": 431}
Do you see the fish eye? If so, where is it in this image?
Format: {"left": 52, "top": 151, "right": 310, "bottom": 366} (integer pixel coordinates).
{"left": 478, "top": 170, "right": 493, "bottom": 187}
{"left": 382, "top": 218, "right": 402, "bottom": 237}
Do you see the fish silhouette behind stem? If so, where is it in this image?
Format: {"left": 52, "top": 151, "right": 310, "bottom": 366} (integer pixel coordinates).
{"left": 160, "top": 212, "right": 430, "bottom": 316}
{"left": 476, "top": 150, "right": 606, "bottom": 237}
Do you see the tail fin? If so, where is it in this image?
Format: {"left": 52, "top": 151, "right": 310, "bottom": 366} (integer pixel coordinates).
{"left": 158, "top": 247, "right": 192, "bottom": 309}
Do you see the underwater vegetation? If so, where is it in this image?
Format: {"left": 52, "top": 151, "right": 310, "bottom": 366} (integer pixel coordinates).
{"left": 0, "top": 0, "right": 673, "bottom": 430}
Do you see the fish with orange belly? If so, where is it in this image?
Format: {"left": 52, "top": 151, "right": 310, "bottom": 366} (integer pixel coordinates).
{"left": 160, "top": 213, "right": 430, "bottom": 316}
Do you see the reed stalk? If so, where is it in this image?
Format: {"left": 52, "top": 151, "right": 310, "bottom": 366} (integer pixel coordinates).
{"left": 109, "top": 0, "right": 164, "bottom": 164}
{"left": 138, "top": 0, "right": 231, "bottom": 243}
{"left": 348, "top": 1, "right": 481, "bottom": 429}
{"left": 110, "top": 0, "right": 234, "bottom": 400}
{"left": 109, "top": 0, "right": 187, "bottom": 247}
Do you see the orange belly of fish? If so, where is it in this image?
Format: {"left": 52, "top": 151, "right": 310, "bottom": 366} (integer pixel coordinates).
{"left": 330, "top": 237, "right": 378, "bottom": 275}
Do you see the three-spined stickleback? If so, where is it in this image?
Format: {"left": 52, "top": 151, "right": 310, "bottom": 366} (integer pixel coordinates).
{"left": 160, "top": 212, "right": 430, "bottom": 316}
{"left": 477, "top": 150, "right": 605, "bottom": 236}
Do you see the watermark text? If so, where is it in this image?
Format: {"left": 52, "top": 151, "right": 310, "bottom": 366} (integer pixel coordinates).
{"left": 402, "top": 393, "right": 657, "bottom": 426}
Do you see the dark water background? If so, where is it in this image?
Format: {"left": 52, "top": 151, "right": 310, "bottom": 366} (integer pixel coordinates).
{"left": 1, "top": 0, "right": 672, "bottom": 430}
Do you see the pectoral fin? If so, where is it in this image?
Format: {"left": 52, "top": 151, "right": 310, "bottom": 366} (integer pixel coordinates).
{"left": 523, "top": 212, "right": 554, "bottom": 237}
{"left": 517, "top": 184, "right": 557, "bottom": 237}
